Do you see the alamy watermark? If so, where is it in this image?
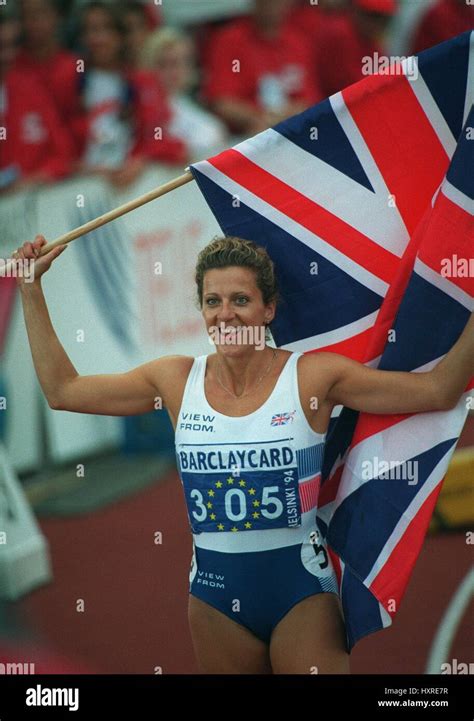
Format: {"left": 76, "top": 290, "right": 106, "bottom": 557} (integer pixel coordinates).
{"left": 0, "top": 661, "right": 35, "bottom": 674}
{"left": 208, "top": 323, "right": 266, "bottom": 350}
{"left": 440, "top": 254, "right": 474, "bottom": 278}
{"left": 0, "top": 257, "right": 35, "bottom": 283}
{"left": 440, "top": 658, "right": 474, "bottom": 674}
{"left": 361, "top": 456, "right": 419, "bottom": 485}
{"left": 26, "top": 684, "right": 79, "bottom": 711}
{"left": 362, "top": 53, "right": 419, "bottom": 82}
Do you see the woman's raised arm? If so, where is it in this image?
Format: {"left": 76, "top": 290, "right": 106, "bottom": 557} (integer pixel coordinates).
{"left": 16, "top": 235, "right": 184, "bottom": 416}
{"left": 318, "top": 313, "right": 474, "bottom": 415}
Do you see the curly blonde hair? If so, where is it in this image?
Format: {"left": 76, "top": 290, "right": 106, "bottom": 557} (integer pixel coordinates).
{"left": 195, "top": 236, "right": 280, "bottom": 337}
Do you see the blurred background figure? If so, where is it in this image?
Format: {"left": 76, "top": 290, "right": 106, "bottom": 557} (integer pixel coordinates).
{"left": 142, "top": 27, "right": 227, "bottom": 159}
{"left": 411, "top": 0, "right": 473, "bottom": 54}
{"left": 201, "top": 0, "right": 321, "bottom": 136}
{"left": 316, "top": 0, "right": 398, "bottom": 98}
{"left": 0, "top": 12, "right": 74, "bottom": 192}
{"left": 288, "top": 0, "right": 350, "bottom": 76}
{"left": 289, "top": 0, "right": 349, "bottom": 43}
{"left": 14, "top": 0, "right": 80, "bottom": 146}
{"left": 122, "top": 0, "right": 160, "bottom": 71}
{"left": 74, "top": 1, "right": 186, "bottom": 187}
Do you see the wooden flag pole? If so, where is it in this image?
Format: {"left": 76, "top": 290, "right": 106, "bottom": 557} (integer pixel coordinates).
{"left": 1, "top": 169, "right": 194, "bottom": 276}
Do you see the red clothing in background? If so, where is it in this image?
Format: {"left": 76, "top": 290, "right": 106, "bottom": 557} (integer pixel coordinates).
{"left": 289, "top": 2, "right": 330, "bottom": 39}
{"left": 203, "top": 17, "right": 320, "bottom": 112}
{"left": 14, "top": 49, "right": 81, "bottom": 140}
{"left": 315, "top": 15, "right": 382, "bottom": 98}
{"left": 0, "top": 69, "right": 74, "bottom": 181}
{"left": 411, "top": 0, "right": 473, "bottom": 54}
{"left": 289, "top": 2, "right": 348, "bottom": 40}
{"left": 288, "top": 3, "right": 350, "bottom": 69}
{"left": 0, "top": 276, "right": 16, "bottom": 357}
{"left": 70, "top": 68, "right": 187, "bottom": 166}
{"left": 142, "top": 2, "right": 162, "bottom": 29}
{"left": 129, "top": 70, "right": 187, "bottom": 164}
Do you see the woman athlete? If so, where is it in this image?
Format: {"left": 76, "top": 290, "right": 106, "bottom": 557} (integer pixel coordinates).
{"left": 15, "top": 234, "right": 473, "bottom": 675}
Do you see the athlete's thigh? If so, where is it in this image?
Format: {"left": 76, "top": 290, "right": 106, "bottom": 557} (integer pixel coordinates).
{"left": 269, "top": 592, "right": 350, "bottom": 674}
{"left": 188, "top": 595, "right": 272, "bottom": 674}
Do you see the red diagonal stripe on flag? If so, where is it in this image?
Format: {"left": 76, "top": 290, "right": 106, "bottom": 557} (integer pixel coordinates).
{"left": 343, "top": 74, "right": 449, "bottom": 234}
{"left": 351, "top": 412, "right": 411, "bottom": 447}
{"left": 209, "top": 150, "right": 399, "bottom": 284}
{"left": 418, "top": 193, "right": 474, "bottom": 296}
{"left": 307, "top": 326, "right": 375, "bottom": 362}
{"left": 369, "top": 481, "right": 443, "bottom": 611}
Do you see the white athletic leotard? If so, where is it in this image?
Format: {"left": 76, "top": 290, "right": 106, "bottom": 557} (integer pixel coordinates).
{"left": 174, "top": 351, "right": 341, "bottom": 643}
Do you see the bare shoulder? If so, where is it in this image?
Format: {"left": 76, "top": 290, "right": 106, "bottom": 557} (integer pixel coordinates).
{"left": 149, "top": 354, "right": 195, "bottom": 374}
{"left": 144, "top": 355, "right": 195, "bottom": 411}
{"left": 147, "top": 354, "right": 195, "bottom": 388}
{"left": 296, "top": 351, "right": 340, "bottom": 416}
{"left": 297, "top": 350, "right": 340, "bottom": 384}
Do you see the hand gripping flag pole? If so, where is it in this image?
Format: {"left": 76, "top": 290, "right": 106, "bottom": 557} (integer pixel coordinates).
{"left": 0, "top": 170, "right": 194, "bottom": 276}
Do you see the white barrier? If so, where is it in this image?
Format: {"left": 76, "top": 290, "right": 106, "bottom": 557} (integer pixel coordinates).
{"left": 0, "top": 164, "right": 220, "bottom": 471}
{"left": 0, "top": 441, "right": 52, "bottom": 599}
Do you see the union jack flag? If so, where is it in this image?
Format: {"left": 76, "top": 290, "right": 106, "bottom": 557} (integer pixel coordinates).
{"left": 190, "top": 32, "right": 474, "bottom": 651}
{"left": 270, "top": 410, "right": 296, "bottom": 426}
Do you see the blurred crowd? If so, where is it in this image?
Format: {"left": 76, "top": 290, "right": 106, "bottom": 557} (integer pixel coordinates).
{"left": 0, "top": 0, "right": 472, "bottom": 193}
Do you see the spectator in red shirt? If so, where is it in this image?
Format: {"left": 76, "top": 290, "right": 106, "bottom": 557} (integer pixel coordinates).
{"left": 15, "top": 0, "right": 80, "bottom": 147}
{"left": 315, "top": 0, "right": 398, "bottom": 98}
{"left": 411, "top": 0, "right": 473, "bottom": 54}
{"left": 75, "top": 2, "right": 187, "bottom": 187}
{"left": 0, "top": 14, "right": 74, "bottom": 192}
{"left": 202, "top": 0, "right": 321, "bottom": 136}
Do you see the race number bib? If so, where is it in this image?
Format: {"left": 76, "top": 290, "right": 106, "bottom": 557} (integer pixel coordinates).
{"left": 176, "top": 439, "right": 301, "bottom": 533}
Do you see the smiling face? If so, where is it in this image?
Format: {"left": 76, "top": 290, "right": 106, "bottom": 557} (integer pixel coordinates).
{"left": 201, "top": 266, "right": 276, "bottom": 355}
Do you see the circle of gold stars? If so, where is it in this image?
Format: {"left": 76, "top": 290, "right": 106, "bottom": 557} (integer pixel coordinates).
{"left": 202, "top": 476, "right": 261, "bottom": 532}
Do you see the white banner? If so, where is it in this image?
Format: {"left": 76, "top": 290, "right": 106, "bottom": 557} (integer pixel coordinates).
{"left": 0, "top": 164, "right": 220, "bottom": 468}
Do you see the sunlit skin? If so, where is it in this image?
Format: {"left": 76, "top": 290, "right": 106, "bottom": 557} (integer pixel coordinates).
{"left": 201, "top": 266, "right": 276, "bottom": 391}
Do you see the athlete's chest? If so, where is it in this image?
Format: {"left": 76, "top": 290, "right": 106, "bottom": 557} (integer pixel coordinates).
{"left": 165, "top": 353, "right": 332, "bottom": 436}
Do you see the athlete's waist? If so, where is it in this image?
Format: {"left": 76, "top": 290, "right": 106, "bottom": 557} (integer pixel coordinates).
{"left": 192, "top": 510, "right": 322, "bottom": 553}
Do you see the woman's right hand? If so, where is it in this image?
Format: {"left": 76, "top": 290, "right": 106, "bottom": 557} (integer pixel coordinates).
{"left": 12, "top": 235, "right": 68, "bottom": 287}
